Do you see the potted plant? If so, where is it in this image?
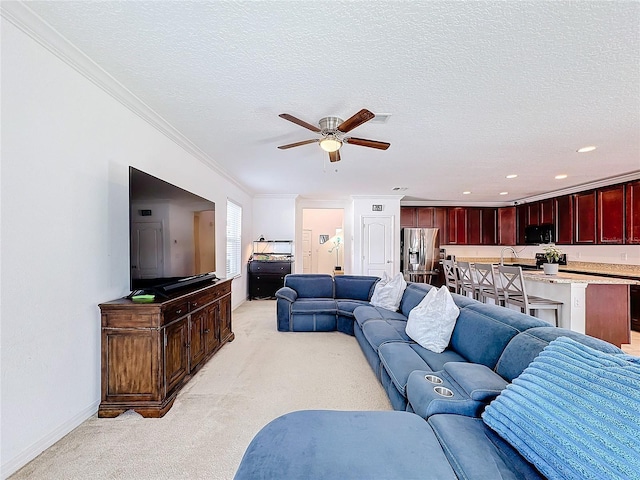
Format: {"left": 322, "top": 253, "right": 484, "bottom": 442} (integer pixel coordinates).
{"left": 542, "top": 245, "right": 562, "bottom": 275}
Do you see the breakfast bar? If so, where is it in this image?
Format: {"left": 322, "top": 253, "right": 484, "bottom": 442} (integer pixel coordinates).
{"left": 520, "top": 270, "right": 637, "bottom": 347}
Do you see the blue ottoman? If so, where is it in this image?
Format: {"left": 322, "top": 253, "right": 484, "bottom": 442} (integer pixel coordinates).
{"left": 234, "top": 410, "right": 457, "bottom": 479}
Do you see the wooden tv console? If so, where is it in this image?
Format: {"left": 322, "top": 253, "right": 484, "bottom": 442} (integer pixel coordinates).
{"left": 98, "top": 279, "right": 234, "bottom": 418}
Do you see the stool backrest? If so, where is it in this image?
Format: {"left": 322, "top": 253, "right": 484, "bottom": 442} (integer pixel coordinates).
{"left": 442, "top": 259, "right": 458, "bottom": 293}
{"left": 496, "top": 265, "right": 528, "bottom": 306}
{"left": 474, "top": 263, "right": 499, "bottom": 298}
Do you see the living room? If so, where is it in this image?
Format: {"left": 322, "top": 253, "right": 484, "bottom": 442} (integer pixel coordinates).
{"left": 2, "top": 1, "right": 639, "bottom": 478}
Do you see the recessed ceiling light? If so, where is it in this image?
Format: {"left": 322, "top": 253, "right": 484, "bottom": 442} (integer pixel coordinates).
{"left": 577, "top": 146, "right": 597, "bottom": 153}
{"left": 555, "top": 174, "right": 568, "bottom": 179}
{"left": 463, "top": 191, "right": 471, "bottom": 195}
{"left": 499, "top": 192, "right": 508, "bottom": 195}
{"left": 392, "top": 186, "right": 408, "bottom": 191}
{"left": 506, "top": 174, "right": 518, "bottom": 179}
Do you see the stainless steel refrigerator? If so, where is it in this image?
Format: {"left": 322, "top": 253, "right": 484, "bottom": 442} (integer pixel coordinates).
{"left": 401, "top": 228, "right": 440, "bottom": 282}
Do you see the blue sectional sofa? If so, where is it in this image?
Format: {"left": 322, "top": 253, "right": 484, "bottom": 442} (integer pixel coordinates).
{"left": 237, "top": 275, "right": 638, "bottom": 480}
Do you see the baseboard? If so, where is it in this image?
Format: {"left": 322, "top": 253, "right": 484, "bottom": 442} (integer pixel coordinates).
{"left": 1, "top": 400, "right": 99, "bottom": 480}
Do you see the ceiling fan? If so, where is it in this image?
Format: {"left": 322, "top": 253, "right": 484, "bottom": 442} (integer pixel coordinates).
{"left": 277, "top": 109, "right": 390, "bottom": 162}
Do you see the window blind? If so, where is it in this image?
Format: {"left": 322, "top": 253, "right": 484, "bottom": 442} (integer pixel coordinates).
{"left": 226, "top": 199, "right": 242, "bottom": 277}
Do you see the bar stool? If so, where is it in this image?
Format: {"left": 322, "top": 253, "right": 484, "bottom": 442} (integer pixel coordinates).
{"left": 497, "top": 265, "right": 562, "bottom": 326}
{"left": 442, "top": 259, "right": 459, "bottom": 294}
{"left": 473, "top": 263, "right": 505, "bottom": 306}
{"left": 456, "top": 261, "right": 480, "bottom": 300}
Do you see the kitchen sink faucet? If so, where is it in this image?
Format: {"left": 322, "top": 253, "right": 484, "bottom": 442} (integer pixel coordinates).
{"left": 500, "top": 246, "right": 518, "bottom": 266}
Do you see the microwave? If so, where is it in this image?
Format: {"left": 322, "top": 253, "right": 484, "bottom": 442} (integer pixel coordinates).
{"left": 524, "top": 224, "right": 554, "bottom": 245}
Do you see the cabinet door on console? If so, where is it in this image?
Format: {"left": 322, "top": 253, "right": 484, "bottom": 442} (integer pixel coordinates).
{"left": 219, "top": 294, "right": 232, "bottom": 342}
{"left": 164, "top": 319, "right": 188, "bottom": 394}
{"left": 189, "top": 309, "right": 207, "bottom": 371}
{"left": 102, "top": 329, "right": 160, "bottom": 403}
{"left": 204, "top": 303, "right": 220, "bottom": 354}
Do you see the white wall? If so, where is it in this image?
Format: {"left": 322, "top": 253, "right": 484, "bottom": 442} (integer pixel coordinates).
{"left": 1, "top": 17, "right": 253, "bottom": 478}
{"left": 252, "top": 195, "right": 297, "bottom": 242}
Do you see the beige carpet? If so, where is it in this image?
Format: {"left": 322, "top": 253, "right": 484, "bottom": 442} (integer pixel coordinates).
{"left": 11, "top": 300, "right": 391, "bottom": 479}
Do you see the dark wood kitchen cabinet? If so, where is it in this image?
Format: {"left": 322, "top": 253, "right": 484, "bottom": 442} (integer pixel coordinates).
{"left": 99, "top": 279, "right": 234, "bottom": 418}
{"left": 574, "top": 190, "right": 597, "bottom": 244}
{"left": 400, "top": 207, "right": 418, "bottom": 227}
{"left": 597, "top": 184, "right": 625, "bottom": 244}
{"left": 447, "top": 208, "right": 467, "bottom": 244}
{"left": 554, "top": 195, "right": 574, "bottom": 244}
{"left": 627, "top": 180, "right": 640, "bottom": 244}
{"left": 466, "top": 208, "right": 481, "bottom": 245}
{"left": 539, "top": 198, "right": 554, "bottom": 225}
{"left": 497, "top": 207, "right": 516, "bottom": 245}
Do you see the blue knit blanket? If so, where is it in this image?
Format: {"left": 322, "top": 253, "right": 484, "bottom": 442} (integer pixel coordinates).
{"left": 483, "top": 336, "right": 640, "bottom": 480}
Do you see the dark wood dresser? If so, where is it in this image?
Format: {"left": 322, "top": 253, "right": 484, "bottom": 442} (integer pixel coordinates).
{"left": 98, "top": 279, "right": 233, "bottom": 418}
{"left": 248, "top": 260, "right": 293, "bottom": 299}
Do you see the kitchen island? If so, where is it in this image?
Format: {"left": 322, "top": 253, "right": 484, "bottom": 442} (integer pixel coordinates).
{"left": 519, "top": 270, "right": 637, "bottom": 347}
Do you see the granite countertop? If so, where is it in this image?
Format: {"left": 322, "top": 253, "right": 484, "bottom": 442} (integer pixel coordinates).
{"left": 459, "top": 257, "right": 640, "bottom": 280}
{"left": 521, "top": 270, "right": 640, "bottom": 285}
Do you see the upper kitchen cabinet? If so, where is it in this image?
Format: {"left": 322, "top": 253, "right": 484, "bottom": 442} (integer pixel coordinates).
{"left": 554, "top": 195, "right": 574, "bottom": 244}
{"left": 400, "top": 207, "right": 418, "bottom": 228}
{"left": 574, "top": 190, "right": 597, "bottom": 244}
{"left": 467, "top": 208, "right": 481, "bottom": 245}
{"left": 447, "top": 207, "right": 467, "bottom": 244}
{"left": 597, "top": 184, "right": 625, "bottom": 244}
{"left": 498, "top": 207, "right": 516, "bottom": 245}
{"left": 626, "top": 180, "right": 640, "bottom": 244}
{"left": 539, "top": 198, "right": 554, "bottom": 225}
{"left": 417, "top": 207, "right": 436, "bottom": 227}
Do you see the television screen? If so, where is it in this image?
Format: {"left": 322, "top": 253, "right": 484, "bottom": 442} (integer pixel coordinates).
{"left": 129, "top": 167, "right": 216, "bottom": 291}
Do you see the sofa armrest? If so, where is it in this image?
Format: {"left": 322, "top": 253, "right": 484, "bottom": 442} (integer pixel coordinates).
{"left": 275, "top": 286, "right": 297, "bottom": 303}
{"left": 443, "top": 362, "right": 508, "bottom": 402}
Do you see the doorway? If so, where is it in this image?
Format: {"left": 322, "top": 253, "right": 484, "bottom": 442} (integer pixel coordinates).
{"left": 301, "top": 208, "right": 344, "bottom": 274}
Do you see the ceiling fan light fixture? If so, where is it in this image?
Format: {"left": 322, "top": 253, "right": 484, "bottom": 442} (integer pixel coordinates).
{"left": 320, "top": 136, "right": 342, "bottom": 152}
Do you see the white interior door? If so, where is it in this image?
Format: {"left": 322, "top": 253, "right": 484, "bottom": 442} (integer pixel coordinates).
{"left": 361, "top": 216, "right": 394, "bottom": 277}
{"left": 302, "top": 229, "right": 312, "bottom": 273}
{"left": 131, "top": 221, "right": 164, "bottom": 279}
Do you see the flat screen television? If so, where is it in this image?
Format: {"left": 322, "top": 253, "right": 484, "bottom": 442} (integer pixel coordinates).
{"left": 524, "top": 223, "right": 554, "bottom": 245}
{"left": 129, "top": 167, "right": 216, "bottom": 293}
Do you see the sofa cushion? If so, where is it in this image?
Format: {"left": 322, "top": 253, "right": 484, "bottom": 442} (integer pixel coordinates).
{"left": 353, "top": 305, "right": 408, "bottom": 328}
{"left": 361, "top": 319, "right": 411, "bottom": 350}
{"left": 449, "top": 305, "right": 544, "bottom": 369}
{"left": 335, "top": 299, "right": 370, "bottom": 317}
{"left": 428, "top": 414, "right": 544, "bottom": 479}
{"left": 483, "top": 337, "right": 640, "bottom": 480}
{"left": 291, "top": 298, "right": 337, "bottom": 314}
{"left": 334, "top": 275, "right": 378, "bottom": 301}
{"left": 410, "top": 343, "right": 468, "bottom": 371}
{"left": 495, "top": 326, "right": 624, "bottom": 382}
{"left": 370, "top": 272, "right": 407, "bottom": 311}
{"left": 284, "top": 274, "right": 334, "bottom": 298}
{"left": 399, "top": 283, "right": 433, "bottom": 317}
{"left": 234, "top": 410, "right": 458, "bottom": 480}
{"left": 405, "top": 286, "right": 460, "bottom": 354}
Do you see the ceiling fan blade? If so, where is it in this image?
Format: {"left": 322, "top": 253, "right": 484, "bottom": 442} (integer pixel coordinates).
{"left": 329, "top": 150, "right": 341, "bottom": 162}
{"left": 279, "top": 114, "right": 321, "bottom": 132}
{"left": 277, "top": 139, "right": 319, "bottom": 149}
{"left": 344, "top": 137, "right": 390, "bottom": 150}
{"left": 337, "top": 109, "right": 375, "bottom": 133}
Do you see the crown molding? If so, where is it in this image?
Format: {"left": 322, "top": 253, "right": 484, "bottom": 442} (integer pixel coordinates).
{"left": 1, "top": 1, "right": 250, "bottom": 196}
{"left": 513, "top": 171, "right": 640, "bottom": 204}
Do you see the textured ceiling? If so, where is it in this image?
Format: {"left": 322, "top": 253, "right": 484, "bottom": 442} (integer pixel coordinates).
{"left": 23, "top": 1, "right": 640, "bottom": 203}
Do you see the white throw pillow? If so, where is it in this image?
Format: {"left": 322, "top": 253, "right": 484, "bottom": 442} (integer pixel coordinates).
{"left": 405, "top": 286, "right": 460, "bottom": 353}
{"left": 370, "top": 272, "right": 407, "bottom": 311}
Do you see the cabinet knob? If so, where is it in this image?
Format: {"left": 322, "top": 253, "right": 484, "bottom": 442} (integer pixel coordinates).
{"left": 204, "top": 329, "right": 210, "bottom": 333}
{"left": 192, "top": 302, "right": 198, "bottom": 307}
{"left": 176, "top": 309, "right": 182, "bottom": 314}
